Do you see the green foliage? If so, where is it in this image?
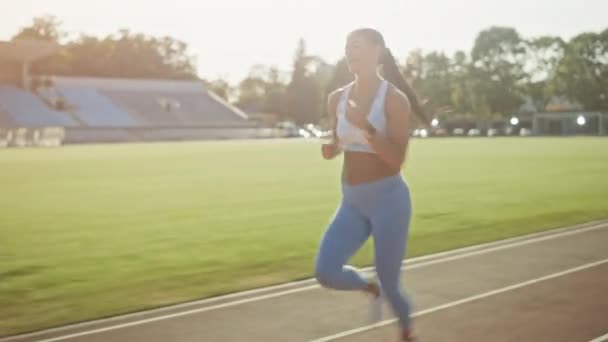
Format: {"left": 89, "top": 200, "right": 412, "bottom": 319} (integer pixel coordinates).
{"left": 235, "top": 65, "right": 288, "bottom": 118}
{"left": 549, "top": 31, "right": 608, "bottom": 111}
{"left": 12, "top": 16, "right": 197, "bottom": 80}
{"left": 285, "top": 39, "right": 324, "bottom": 124}
{"left": 11, "top": 15, "right": 65, "bottom": 42}
{"left": 402, "top": 26, "right": 607, "bottom": 118}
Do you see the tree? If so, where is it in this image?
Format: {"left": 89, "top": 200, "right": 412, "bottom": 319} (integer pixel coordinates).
{"left": 261, "top": 67, "right": 288, "bottom": 116}
{"left": 449, "top": 51, "right": 474, "bottom": 115}
{"left": 524, "top": 36, "right": 566, "bottom": 82}
{"left": 12, "top": 15, "right": 65, "bottom": 42}
{"left": 403, "top": 50, "right": 424, "bottom": 82}
{"left": 63, "top": 30, "right": 197, "bottom": 79}
{"left": 205, "top": 78, "right": 233, "bottom": 101}
{"left": 325, "top": 58, "right": 353, "bottom": 93}
{"left": 235, "top": 65, "right": 288, "bottom": 117}
{"left": 11, "top": 15, "right": 71, "bottom": 76}
{"left": 76, "top": 30, "right": 197, "bottom": 79}
{"left": 11, "top": 16, "right": 198, "bottom": 80}
{"left": 155, "top": 35, "right": 198, "bottom": 79}
{"left": 521, "top": 36, "right": 567, "bottom": 110}
{"left": 418, "top": 52, "right": 453, "bottom": 112}
{"left": 471, "top": 27, "right": 527, "bottom": 117}
{"left": 285, "top": 39, "right": 324, "bottom": 123}
{"left": 236, "top": 68, "right": 267, "bottom": 113}
{"left": 548, "top": 30, "right": 608, "bottom": 111}
{"left": 403, "top": 50, "right": 455, "bottom": 118}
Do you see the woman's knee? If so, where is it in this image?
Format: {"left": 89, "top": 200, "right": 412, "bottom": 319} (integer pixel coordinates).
{"left": 314, "top": 259, "right": 339, "bottom": 288}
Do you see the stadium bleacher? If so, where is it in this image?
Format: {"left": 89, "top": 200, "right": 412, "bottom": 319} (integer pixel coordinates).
{"left": 167, "top": 92, "right": 249, "bottom": 125}
{"left": 52, "top": 77, "right": 249, "bottom": 127}
{"left": 0, "top": 85, "right": 77, "bottom": 127}
{"left": 0, "top": 39, "right": 273, "bottom": 145}
{"left": 100, "top": 90, "right": 183, "bottom": 126}
{"left": 0, "top": 75, "right": 273, "bottom": 145}
{"left": 0, "top": 105, "right": 16, "bottom": 127}
{"left": 57, "top": 87, "right": 138, "bottom": 127}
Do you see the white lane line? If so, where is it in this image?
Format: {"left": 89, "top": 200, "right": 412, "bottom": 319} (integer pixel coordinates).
{"left": 2, "top": 221, "right": 606, "bottom": 342}
{"left": 590, "top": 333, "right": 608, "bottom": 342}
{"left": 34, "top": 285, "right": 320, "bottom": 342}
{"left": 309, "top": 257, "right": 608, "bottom": 342}
{"left": 404, "top": 222, "right": 608, "bottom": 271}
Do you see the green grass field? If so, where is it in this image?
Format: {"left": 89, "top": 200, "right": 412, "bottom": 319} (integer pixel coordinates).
{"left": 1, "top": 137, "right": 607, "bottom": 336}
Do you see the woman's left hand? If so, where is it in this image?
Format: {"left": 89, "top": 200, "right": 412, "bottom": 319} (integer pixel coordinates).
{"left": 345, "top": 100, "right": 372, "bottom": 131}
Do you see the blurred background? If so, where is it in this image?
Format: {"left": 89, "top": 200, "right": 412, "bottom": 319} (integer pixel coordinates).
{"left": 1, "top": 0, "right": 607, "bottom": 338}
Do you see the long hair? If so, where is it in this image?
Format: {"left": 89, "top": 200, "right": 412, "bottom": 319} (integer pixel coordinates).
{"left": 351, "top": 28, "right": 429, "bottom": 125}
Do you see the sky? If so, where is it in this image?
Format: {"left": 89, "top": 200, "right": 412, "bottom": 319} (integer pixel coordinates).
{"left": 2, "top": 0, "right": 607, "bottom": 83}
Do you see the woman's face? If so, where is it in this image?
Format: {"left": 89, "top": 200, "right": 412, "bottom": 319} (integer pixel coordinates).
{"left": 345, "top": 33, "right": 381, "bottom": 74}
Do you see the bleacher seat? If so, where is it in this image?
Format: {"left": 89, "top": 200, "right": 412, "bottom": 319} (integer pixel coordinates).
{"left": 52, "top": 77, "right": 250, "bottom": 127}
{"left": 101, "top": 90, "right": 182, "bottom": 126}
{"left": 0, "top": 86, "right": 77, "bottom": 127}
{"left": 167, "top": 92, "right": 248, "bottom": 125}
{"left": 58, "top": 87, "right": 137, "bottom": 127}
{"left": 0, "top": 106, "right": 16, "bottom": 126}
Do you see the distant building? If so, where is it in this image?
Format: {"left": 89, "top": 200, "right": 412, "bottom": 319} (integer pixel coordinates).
{"left": 516, "top": 95, "right": 606, "bottom": 136}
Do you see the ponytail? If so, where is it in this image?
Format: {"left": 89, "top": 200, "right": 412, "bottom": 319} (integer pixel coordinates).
{"left": 380, "top": 48, "right": 429, "bottom": 125}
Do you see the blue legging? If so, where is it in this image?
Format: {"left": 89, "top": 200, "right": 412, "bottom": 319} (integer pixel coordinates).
{"left": 315, "top": 174, "right": 412, "bottom": 329}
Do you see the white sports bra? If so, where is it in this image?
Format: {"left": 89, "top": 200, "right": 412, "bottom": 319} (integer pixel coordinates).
{"left": 336, "top": 80, "right": 389, "bottom": 153}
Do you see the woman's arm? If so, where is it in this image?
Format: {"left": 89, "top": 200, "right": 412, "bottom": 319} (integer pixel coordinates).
{"left": 321, "top": 90, "right": 343, "bottom": 160}
{"left": 366, "top": 86, "right": 411, "bottom": 168}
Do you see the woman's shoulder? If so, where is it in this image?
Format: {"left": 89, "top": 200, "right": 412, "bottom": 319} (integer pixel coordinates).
{"left": 382, "top": 82, "right": 412, "bottom": 118}
{"left": 328, "top": 82, "right": 354, "bottom": 99}
{"left": 385, "top": 82, "right": 411, "bottom": 108}
{"left": 327, "top": 82, "right": 354, "bottom": 112}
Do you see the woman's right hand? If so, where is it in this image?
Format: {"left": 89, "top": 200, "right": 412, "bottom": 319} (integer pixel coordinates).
{"left": 321, "top": 142, "right": 341, "bottom": 160}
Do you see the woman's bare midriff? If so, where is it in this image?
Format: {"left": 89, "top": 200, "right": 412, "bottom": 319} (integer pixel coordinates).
{"left": 342, "top": 151, "right": 400, "bottom": 185}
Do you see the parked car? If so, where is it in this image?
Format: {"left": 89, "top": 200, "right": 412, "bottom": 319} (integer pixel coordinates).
{"left": 412, "top": 128, "right": 429, "bottom": 138}
{"left": 433, "top": 128, "right": 448, "bottom": 137}
{"left": 298, "top": 128, "right": 313, "bottom": 138}
{"left": 277, "top": 121, "right": 309, "bottom": 138}
{"left": 519, "top": 128, "right": 532, "bottom": 136}
{"left": 487, "top": 128, "right": 499, "bottom": 137}
{"left": 467, "top": 128, "right": 481, "bottom": 137}
{"left": 452, "top": 128, "right": 465, "bottom": 136}
{"left": 305, "top": 123, "right": 330, "bottom": 138}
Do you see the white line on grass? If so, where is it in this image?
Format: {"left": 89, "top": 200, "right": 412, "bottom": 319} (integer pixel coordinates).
{"left": 1, "top": 220, "right": 606, "bottom": 342}
{"left": 310, "top": 257, "right": 608, "bottom": 342}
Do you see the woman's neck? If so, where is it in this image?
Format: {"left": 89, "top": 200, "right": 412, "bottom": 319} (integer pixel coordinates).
{"left": 354, "top": 71, "right": 381, "bottom": 95}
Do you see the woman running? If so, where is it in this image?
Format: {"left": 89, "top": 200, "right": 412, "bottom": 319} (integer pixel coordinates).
{"left": 315, "top": 28, "right": 427, "bottom": 342}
